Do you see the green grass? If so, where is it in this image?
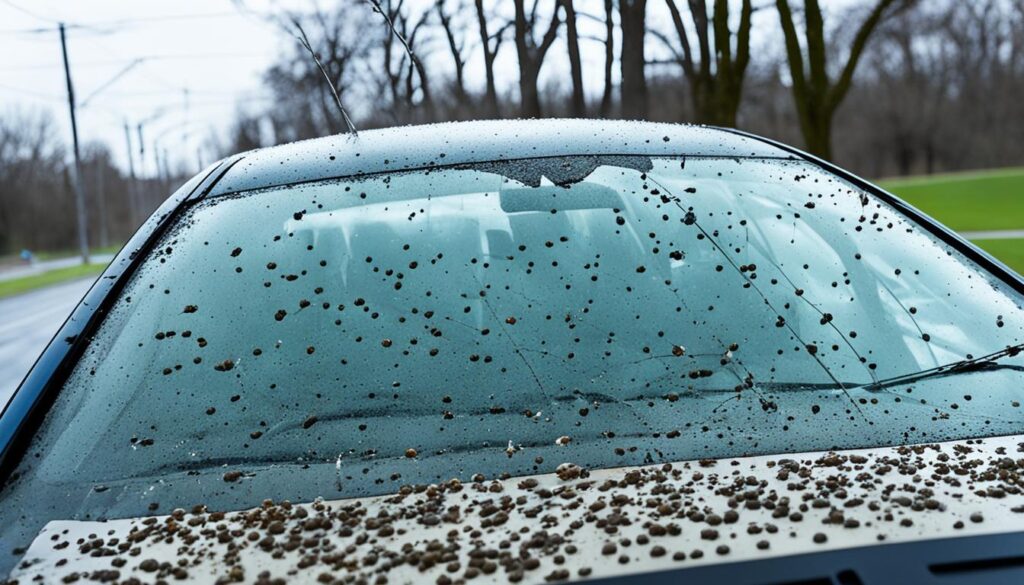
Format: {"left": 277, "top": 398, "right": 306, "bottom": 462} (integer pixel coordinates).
{"left": 1, "top": 244, "right": 123, "bottom": 269}
{"left": 33, "top": 243, "right": 123, "bottom": 262}
{"left": 970, "top": 238, "right": 1024, "bottom": 276}
{"left": 0, "top": 263, "right": 104, "bottom": 299}
{"left": 878, "top": 167, "right": 1024, "bottom": 232}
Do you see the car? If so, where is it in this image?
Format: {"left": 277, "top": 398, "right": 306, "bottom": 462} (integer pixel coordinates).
{"left": 2, "top": 119, "right": 1023, "bottom": 585}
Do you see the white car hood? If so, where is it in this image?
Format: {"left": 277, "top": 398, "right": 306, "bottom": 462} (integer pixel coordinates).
{"left": 10, "top": 434, "right": 1024, "bottom": 584}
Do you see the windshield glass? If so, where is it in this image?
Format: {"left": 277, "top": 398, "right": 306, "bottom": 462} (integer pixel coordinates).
{"left": 2, "top": 155, "right": 1023, "bottom": 569}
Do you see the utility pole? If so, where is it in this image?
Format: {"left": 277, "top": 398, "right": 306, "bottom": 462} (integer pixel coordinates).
{"left": 59, "top": 22, "right": 90, "bottom": 264}
{"left": 123, "top": 121, "right": 140, "bottom": 226}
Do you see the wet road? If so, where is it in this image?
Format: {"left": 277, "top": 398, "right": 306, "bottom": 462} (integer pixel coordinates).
{"left": 0, "top": 278, "right": 95, "bottom": 409}
{"left": 960, "top": 229, "right": 1024, "bottom": 240}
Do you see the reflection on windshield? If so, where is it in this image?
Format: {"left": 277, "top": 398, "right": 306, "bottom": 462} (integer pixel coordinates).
{"left": 1, "top": 156, "right": 1021, "bottom": 575}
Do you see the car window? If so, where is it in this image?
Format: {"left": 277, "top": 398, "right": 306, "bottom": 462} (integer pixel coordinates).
{"left": 2, "top": 155, "right": 1022, "bottom": 571}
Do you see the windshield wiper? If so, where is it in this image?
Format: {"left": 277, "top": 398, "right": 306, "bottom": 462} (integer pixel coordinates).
{"left": 861, "top": 342, "right": 1024, "bottom": 392}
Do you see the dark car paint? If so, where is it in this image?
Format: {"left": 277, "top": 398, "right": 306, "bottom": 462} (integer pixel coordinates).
{"left": 204, "top": 119, "right": 790, "bottom": 197}
{"left": 1, "top": 121, "right": 1022, "bottom": 583}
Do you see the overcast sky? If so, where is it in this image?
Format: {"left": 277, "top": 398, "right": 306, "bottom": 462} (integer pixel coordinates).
{"left": 0, "top": 0, "right": 629, "bottom": 178}
{"left": 0, "top": 0, "right": 301, "bottom": 177}
{"left": 1, "top": 0, "right": 853, "bottom": 179}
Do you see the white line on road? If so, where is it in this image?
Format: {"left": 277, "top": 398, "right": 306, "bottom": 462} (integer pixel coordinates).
{"left": 960, "top": 230, "right": 1024, "bottom": 240}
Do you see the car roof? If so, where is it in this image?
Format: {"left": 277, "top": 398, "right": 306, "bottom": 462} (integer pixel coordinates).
{"left": 208, "top": 119, "right": 794, "bottom": 197}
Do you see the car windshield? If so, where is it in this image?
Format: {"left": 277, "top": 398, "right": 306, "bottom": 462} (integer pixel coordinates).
{"left": 2, "top": 154, "right": 1023, "bottom": 568}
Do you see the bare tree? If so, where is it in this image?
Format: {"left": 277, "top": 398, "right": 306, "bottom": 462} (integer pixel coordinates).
{"left": 0, "top": 111, "right": 63, "bottom": 253}
{"left": 858, "top": 4, "right": 950, "bottom": 175}
{"left": 371, "top": 0, "right": 434, "bottom": 120}
{"left": 662, "top": 0, "right": 752, "bottom": 127}
{"left": 600, "top": 0, "right": 616, "bottom": 117}
{"left": 775, "top": 0, "right": 908, "bottom": 159}
{"left": 290, "top": 15, "right": 358, "bottom": 134}
{"left": 263, "top": 5, "right": 375, "bottom": 141}
{"left": 619, "top": 0, "right": 648, "bottom": 119}
{"left": 436, "top": 0, "right": 470, "bottom": 108}
{"left": 513, "top": 0, "right": 563, "bottom": 117}
{"left": 562, "top": 0, "right": 586, "bottom": 117}
{"left": 0, "top": 109, "right": 144, "bottom": 255}
{"left": 474, "top": 0, "right": 507, "bottom": 117}
{"left": 228, "top": 111, "right": 265, "bottom": 152}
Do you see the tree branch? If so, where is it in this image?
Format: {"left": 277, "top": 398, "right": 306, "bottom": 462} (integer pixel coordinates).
{"left": 775, "top": 0, "right": 809, "bottom": 106}
{"left": 665, "top": 0, "right": 696, "bottom": 79}
{"left": 734, "top": 0, "right": 753, "bottom": 78}
{"left": 688, "top": 0, "right": 713, "bottom": 80}
{"left": 538, "top": 1, "right": 564, "bottom": 59}
{"left": 828, "top": 0, "right": 900, "bottom": 112}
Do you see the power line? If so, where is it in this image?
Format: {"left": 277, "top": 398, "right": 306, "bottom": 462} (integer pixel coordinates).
{"left": 0, "top": 0, "right": 119, "bottom": 36}
{"left": 0, "top": 24, "right": 115, "bottom": 39}
{"left": 73, "top": 10, "right": 244, "bottom": 27}
{"left": 0, "top": 82, "right": 64, "bottom": 101}
{"left": 103, "top": 87, "right": 269, "bottom": 97}
{"left": 80, "top": 35, "right": 180, "bottom": 92}
{"left": 78, "top": 59, "right": 145, "bottom": 108}
{"left": 0, "top": 9, "right": 268, "bottom": 35}
{"left": 1, "top": 0, "right": 59, "bottom": 24}
{"left": 0, "top": 52, "right": 266, "bottom": 72}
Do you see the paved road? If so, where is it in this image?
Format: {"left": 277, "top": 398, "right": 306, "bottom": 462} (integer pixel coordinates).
{"left": 959, "top": 229, "right": 1024, "bottom": 240}
{"left": 0, "top": 277, "right": 96, "bottom": 409}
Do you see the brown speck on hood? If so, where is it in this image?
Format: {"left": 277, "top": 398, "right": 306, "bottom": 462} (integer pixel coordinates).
{"left": 12, "top": 437, "right": 1024, "bottom": 585}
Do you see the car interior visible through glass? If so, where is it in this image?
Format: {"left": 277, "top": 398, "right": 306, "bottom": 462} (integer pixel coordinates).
{"left": 1, "top": 154, "right": 1022, "bottom": 577}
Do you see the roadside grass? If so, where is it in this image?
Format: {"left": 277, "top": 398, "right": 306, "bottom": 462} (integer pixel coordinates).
{"left": 32, "top": 243, "right": 123, "bottom": 262}
{"left": 0, "top": 244, "right": 123, "bottom": 268}
{"left": 0, "top": 264, "right": 104, "bottom": 300}
{"left": 878, "top": 167, "right": 1024, "bottom": 232}
{"left": 970, "top": 239, "right": 1024, "bottom": 276}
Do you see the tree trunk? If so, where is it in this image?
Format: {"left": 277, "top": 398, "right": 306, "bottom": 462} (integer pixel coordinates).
{"left": 666, "top": 0, "right": 750, "bottom": 127}
{"left": 776, "top": 0, "right": 898, "bottom": 160}
{"left": 717, "top": 95, "right": 739, "bottom": 128}
{"left": 801, "top": 114, "right": 832, "bottom": 161}
{"left": 619, "top": 0, "right": 648, "bottom": 119}
{"left": 600, "top": 0, "right": 614, "bottom": 117}
{"left": 562, "top": 0, "right": 586, "bottom": 117}
{"left": 519, "top": 63, "right": 543, "bottom": 118}
{"left": 437, "top": 1, "right": 468, "bottom": 107}
{"left": 475, "top": 0, "right": 500, "bottom": 117}
{"left": 513, "top": 0, "right": 561, "bottom": 118}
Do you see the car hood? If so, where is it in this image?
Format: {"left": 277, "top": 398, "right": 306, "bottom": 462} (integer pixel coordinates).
{"left": 9, "top": 434, "right": 1024, "bottom": 584}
